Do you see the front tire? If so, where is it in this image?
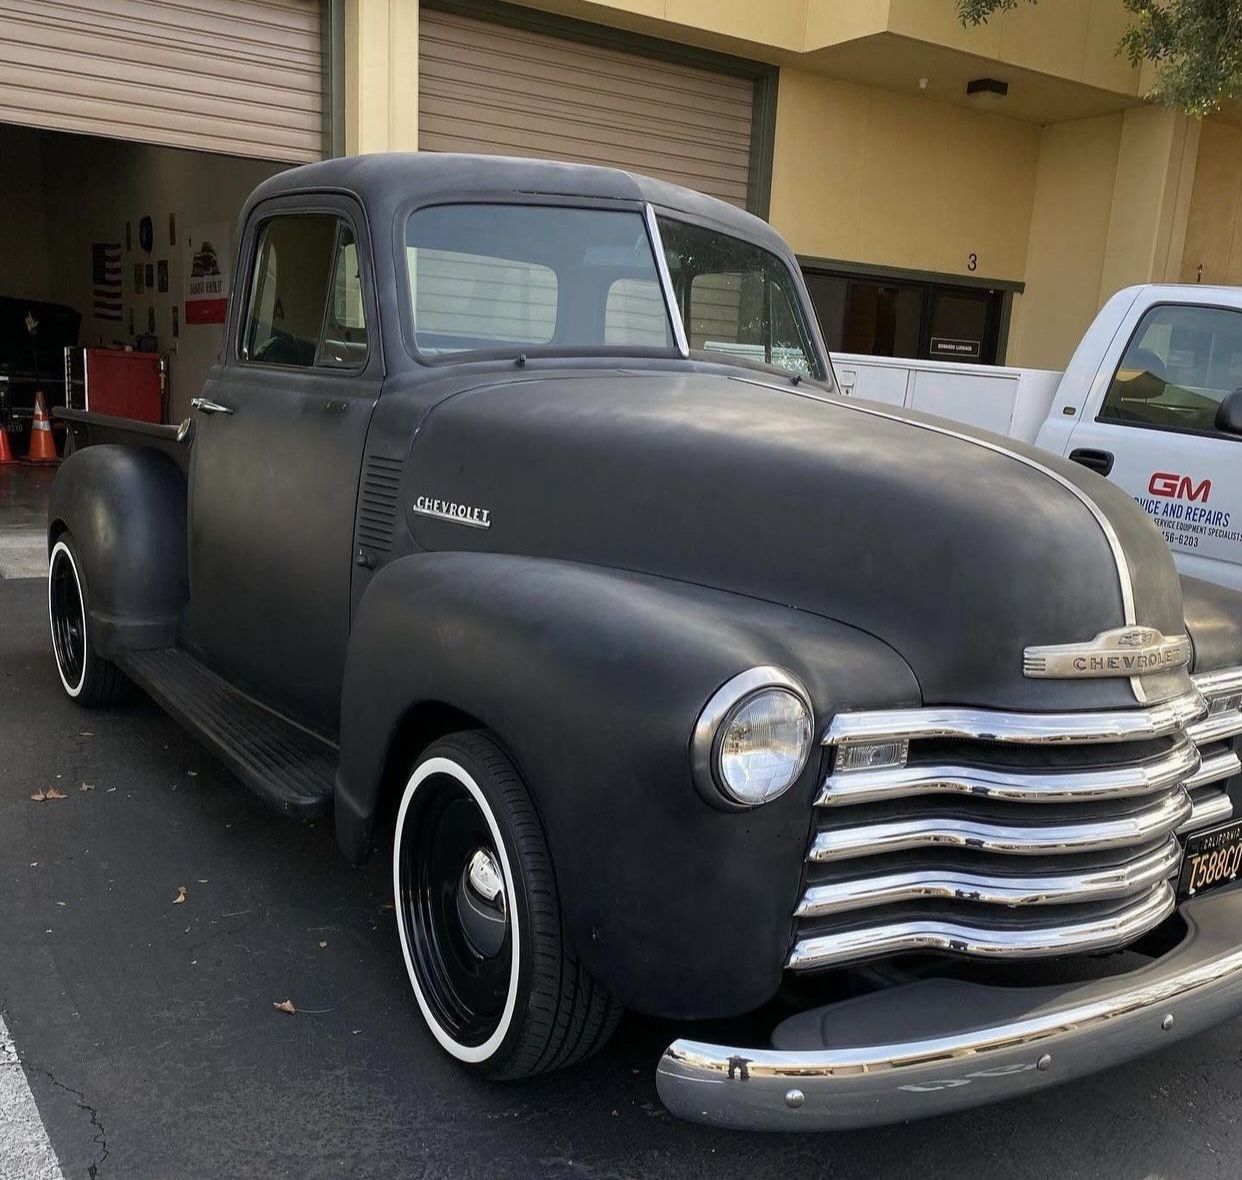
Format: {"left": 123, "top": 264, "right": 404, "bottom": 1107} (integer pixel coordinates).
{"left": 48, "top": 535, "right": 127, "bottom": 707}
{"left": 392, "top": 731, "right": 621, "bottom": 1079}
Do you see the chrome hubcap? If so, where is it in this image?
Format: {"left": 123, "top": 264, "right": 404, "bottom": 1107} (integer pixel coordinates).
{"left": 457, "top": 848, "right": 508, "bottom": 959}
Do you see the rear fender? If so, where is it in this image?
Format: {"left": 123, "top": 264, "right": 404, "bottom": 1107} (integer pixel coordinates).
{"left": 335, "top": 551, "right": 919, "bottom": 1017}
{"left": 47, "top": 444, "right": 188, "bottom": 656}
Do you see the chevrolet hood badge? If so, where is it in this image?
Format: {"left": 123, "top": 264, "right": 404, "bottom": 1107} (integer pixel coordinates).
{"left": 1024, "top": 627, "right": 1192, "bottom": 679}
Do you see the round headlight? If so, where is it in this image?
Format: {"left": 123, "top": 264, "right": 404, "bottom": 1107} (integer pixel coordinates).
{"left": 692, "top": 668, "right": 815, "bottom": 809}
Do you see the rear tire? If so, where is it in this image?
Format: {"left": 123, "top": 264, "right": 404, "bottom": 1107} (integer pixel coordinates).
{"left": 392, "top": 730, "right": 622, "bottom": 1079}
{"left": 48, "top": 535, "right": 128, "bottom": 707}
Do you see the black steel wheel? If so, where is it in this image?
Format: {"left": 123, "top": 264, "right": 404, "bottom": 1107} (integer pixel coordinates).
{"left": 48, "top": 535, "right": 127, "bottom": 707}
{"left": 392, "top": 731, "right": 622, "bottom": 1079}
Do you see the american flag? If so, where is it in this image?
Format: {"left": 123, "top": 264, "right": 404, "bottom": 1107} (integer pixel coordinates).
{"left": 92, "top": 242, "right": 122, "bottom": 321}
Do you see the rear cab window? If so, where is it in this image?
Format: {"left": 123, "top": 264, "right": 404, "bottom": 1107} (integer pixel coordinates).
{"left": 1100, "top": 303, "right": 1242, "bottom": 438}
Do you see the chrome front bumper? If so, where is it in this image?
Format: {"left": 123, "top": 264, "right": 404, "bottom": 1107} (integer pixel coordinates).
{"left": 657, "top": 888, "right": 1242, "bottom": 1131}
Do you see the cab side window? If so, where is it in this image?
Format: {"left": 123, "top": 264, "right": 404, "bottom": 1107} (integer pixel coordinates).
{"left": 241, "top": 215, "right": 368, "bottom": 369}
{"left": 657, "top": 217, "right": 816, "bottom": 377}
{"left": 1100, "top": 304, "right": 1242, "bottom": 437}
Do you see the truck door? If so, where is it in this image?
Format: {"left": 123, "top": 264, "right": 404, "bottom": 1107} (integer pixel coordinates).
{"left": 1062, "top": 300, "right": 1242, "bottom": 591}
{"left": 183, "top": 199, "right": 380, "bottom": 736}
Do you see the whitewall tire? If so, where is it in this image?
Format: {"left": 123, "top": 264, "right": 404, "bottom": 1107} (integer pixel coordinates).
{"left": 391, "top": 731, "right": 622, "bottom": 1079}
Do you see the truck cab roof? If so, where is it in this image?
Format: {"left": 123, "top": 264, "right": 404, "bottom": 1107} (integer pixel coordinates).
{"left": 244, "top": 151, "right": 790, "bottom": 255}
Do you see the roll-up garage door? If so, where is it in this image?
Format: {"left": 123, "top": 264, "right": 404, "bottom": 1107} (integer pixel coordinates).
{"left": 419, "top": 7, "right": 756, "bottom": 208}
{"left": 0, "top": 0, "right": 323, "bottom": 162}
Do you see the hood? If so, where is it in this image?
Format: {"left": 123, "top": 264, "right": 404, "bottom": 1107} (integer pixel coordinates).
{"left": 405, "top": 370, "right": 1189, "bottom": 711}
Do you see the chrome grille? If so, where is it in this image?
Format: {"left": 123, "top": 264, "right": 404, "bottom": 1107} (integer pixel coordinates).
{"left": 789, "top": 670, "right": 1242, "bottom": 973}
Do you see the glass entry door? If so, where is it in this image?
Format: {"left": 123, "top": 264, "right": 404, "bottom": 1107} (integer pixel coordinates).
{"left": 803, "top": 268, "right": 1006, "bottom": 365}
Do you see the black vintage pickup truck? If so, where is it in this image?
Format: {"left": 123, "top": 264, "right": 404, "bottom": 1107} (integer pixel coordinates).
{"left": 49, "top": 154, "right": 1242, "bottom": 1131}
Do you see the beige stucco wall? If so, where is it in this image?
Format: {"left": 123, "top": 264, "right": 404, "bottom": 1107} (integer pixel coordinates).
{"left": 769, "top": 66, "right": 1040, "bottom": 281}
{"left": 1009, "top": 106, "right": 1199, "bottom": 369}
{"left": 1007, "top": 114, "right": 1123, "bottom": 370}
{"left": 879, "top": 0, "right": 1139, "bottom": 94}
{"left": 1180, "top": 120, "right": 1242, "bottom": 285}
{"left": 518, "top": 0, "right": 1140, "bottom": 96}
{"left": 346, "top": 0, "right": 420, "bottom": 154}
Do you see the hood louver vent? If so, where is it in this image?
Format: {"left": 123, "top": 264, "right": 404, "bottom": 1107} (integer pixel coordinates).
{"left": 358, "top": 455, "right": 404, "bottom": 553}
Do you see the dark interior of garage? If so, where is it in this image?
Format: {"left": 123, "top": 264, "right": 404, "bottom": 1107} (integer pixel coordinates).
{"left": 0, "top": 123, "right": 286, "bottom": 454}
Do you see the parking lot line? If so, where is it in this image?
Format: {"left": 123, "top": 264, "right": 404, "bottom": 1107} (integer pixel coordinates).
{"left": 0, "top": 1015, "right": 64, "bottom": 1180}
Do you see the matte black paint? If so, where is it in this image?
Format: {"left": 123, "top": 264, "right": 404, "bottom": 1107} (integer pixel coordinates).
{"left": 49, "top": 153, "right": 1242, "bottom": 1021}
{"left": 399, "top": 368, "right": 1189, "bottom": 712}
{"left": 1182, "top": 576, "right": 1242, "bottom": 672}
{"left": 336, "top": 552, "right": 918, "bottom": 1016}
{"left": 47, "top": 444, "right": 187, "bottom": 655}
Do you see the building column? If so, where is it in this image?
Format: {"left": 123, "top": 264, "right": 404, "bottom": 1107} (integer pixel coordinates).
{"left": 345, "top": 0, "right": 419, "bottom": 155}
{"left": 1009, "top": 105, "right": 1200, "bottom": 371}
{"left": 1096, "top": 105, "right": 1200, "bottom": 300}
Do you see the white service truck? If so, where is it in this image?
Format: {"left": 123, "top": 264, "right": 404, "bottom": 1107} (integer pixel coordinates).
{"left": 834, "top": 284, "right": 1242, "bottom": 592}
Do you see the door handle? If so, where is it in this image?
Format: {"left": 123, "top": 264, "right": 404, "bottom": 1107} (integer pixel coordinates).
{"left": 190, "top": 397, "right": 234, "bottom": 416}
{"left": 1069, "top": 448, "right": 1115, "bottom": 477}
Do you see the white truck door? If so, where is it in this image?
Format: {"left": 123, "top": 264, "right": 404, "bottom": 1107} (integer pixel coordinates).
{"left": 1061, "top": 299, "right": 1242, "bottom": 591}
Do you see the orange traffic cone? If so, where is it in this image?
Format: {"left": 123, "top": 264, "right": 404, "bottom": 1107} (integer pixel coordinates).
{"left": 25, "top": 390, "right": 59, "bottom": 464}
{"left": 0, "top": 421, "right": 15, "bottom": 464}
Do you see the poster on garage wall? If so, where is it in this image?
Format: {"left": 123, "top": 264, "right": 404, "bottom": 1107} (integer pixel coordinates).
{"left": 184, "top": 222, "right": 230, "bottom": 325}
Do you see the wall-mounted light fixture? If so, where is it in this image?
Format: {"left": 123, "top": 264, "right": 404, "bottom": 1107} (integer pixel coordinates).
{"left": 966, "top": 77, "right": 1009, "bottom": 109}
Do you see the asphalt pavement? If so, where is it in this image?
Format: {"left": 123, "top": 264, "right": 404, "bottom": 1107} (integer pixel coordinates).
{"left": 3, "top": 509, "right": 1242, "bottom": 1177}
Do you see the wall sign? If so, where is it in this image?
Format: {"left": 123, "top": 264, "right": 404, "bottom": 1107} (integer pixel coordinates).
{"left": 184, "top": 223, "right": 230, "bottom": 326}
{"left": 929, "top": 337, "right": 982, "bottom": 359}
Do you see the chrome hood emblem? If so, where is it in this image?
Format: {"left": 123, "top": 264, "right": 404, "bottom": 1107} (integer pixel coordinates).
{"left": 1024, "top": 627, "right": 1192, "bottom": 679}
{"left": 412, "top": 495, "right": 492, "bottom": 529}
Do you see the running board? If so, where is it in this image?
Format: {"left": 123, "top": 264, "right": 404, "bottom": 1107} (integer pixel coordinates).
{"left": 117, "top": 648, "right": 337, "bottom": 817}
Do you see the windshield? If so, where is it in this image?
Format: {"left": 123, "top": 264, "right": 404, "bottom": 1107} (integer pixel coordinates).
{"left": 405, "top": 204, "right": 673, "bottom": 358}
{"left": 403, "top": 203, "right": 822, "bottom": 379}
{"left": 656, "top": 216, "right": 820, "bottom": 379}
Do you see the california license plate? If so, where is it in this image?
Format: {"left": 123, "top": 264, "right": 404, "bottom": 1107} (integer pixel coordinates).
{"left": 1177, "top": 818, "right": 1242, "bottom": 900}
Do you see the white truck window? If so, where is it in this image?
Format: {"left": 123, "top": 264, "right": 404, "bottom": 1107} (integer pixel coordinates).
{"left": 1100, "top": 303, "right": 1242, "bottom": 438}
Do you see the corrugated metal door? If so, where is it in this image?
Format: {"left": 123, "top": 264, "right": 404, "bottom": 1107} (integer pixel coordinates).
{"left": 0, "top": 0, "right": 322, "bottom": 162}
{"left": 419, "top": 8, "right": 755, "bottom": 208}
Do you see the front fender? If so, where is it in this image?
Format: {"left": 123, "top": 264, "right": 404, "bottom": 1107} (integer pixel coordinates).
{"left": 336, "top": 552, "right": 918, "bottom": 1018}
{"left": 1181, "top": 575, "right": 1242, "bottom": 673}
{"left": 47, "top": 444, "right": 187, "bottom": 656}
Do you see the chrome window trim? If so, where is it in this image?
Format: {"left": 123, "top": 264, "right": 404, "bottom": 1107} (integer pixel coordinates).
{"left": 824, "top": 689, "right": 1206, "bottom": 746}
{"left": 787, "top": 881, "right": 1175, "bottom": 972}
{"left": 795, "top": 837, "right": 1181, "bottom": 918}
{"left": 689, "top": 665, "right": 813, "bottom": 810}
{"left": 644, "top": 204, "right": 689, "bottom": 360}
{"left": 816, "top": 738, "right": 1200, "bottom": 808}
{"left": 806, "top": 789, "right": 1192, "bottom": 863}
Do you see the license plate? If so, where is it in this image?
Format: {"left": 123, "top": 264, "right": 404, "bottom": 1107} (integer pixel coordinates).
{"left": 1177, "top": 818, "right": 1242, "bottom": 901}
